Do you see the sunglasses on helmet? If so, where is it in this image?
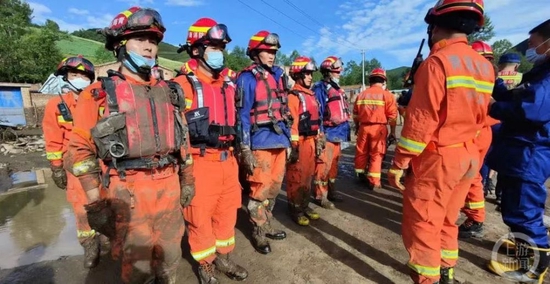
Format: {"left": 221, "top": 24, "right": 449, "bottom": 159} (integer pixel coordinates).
{"left": 263, "top": 33, "right": 281, "bottom": 48}
{"left": 126, "top": 9, "right": 166, "bottom": 33}
{"left": 303, "top": 61, "right": 318, "bottom": 72}
{"left": 63, "top": 57, "right": 94, "bottom": 73}
{"left": 203, "top": 24, "right": 231, "bottom": 44}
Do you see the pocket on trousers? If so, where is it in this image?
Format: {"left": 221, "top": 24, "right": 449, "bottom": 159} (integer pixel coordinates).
{"left": 408, "top": 150, "right": 442, "bottom": 201}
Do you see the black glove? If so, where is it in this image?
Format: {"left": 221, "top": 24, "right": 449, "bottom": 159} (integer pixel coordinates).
{"left": 51, "top": 164, "right": 67, "bottom": 190}
{"left": 84, "top": 199, "right": 116, "bottom": 239}
{"left": 387, "top": 134, "right": 397, "bottom": 146}
{"left": 288, "top": 147, "right": 299, "bottom": 164}
{"left": 240, "top": 146, "right": 257, "bottom": 175}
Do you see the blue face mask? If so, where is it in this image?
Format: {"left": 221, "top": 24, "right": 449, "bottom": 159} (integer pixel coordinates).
{"left": 205, "top": 51, "right": 224, "bottom": 70}
{"left": 123, "top": 51, "right": 157, "bottom": 73}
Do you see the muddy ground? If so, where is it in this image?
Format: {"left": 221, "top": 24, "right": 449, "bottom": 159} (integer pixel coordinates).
{"left": 0, "top": 127, "right": 548, "bottom": 284}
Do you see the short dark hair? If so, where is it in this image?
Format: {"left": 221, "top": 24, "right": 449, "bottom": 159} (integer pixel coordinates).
{"left": 369, "top": 76, "right": 385, "bottom": 85}
{"left": 529, "top": 19, "right": 550, "bottom": 38}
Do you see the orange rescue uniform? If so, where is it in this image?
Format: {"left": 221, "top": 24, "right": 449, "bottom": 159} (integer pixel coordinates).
{"left": 353, "top": 85, "right": 397, "bottom": 186}
{"left": 286, "top": 84, "right": 320, "bottom": 206}
{"left": 172, "top": 68, "right": 241, "bottom": 264}
{"left": 65, "top": 75, "right": 189, "bottom": 283}
{"left": 392, "top": 37, "right": 495, "bottom": 283}
{"left": 43, "top": 92, "right": 96, "bottom": 243}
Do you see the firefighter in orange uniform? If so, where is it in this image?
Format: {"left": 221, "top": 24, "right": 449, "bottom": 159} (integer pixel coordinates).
{"left": 42, "top": 56, "right": 111, "bottom": 268}
{"left": 286, "top": 56, "right": 323, "bottom": 225}
{"left": 172, "top": 17, "right": 248, "bottom": 283}
{"left": 236, "top": 31, "right": 290, "bottom": 255}
{"left": 312, "top": 56, "right": 350, "bottom": 209}
{"left": 459, "top": 41, "right": 500, "bottom": 238}
{"left": 388, "top": 1, "right": 495, "bottom": 283}
{"left": 353, "top": 68, "right": 397, "bottom": 189}
{"left": 65, "top": 6, "right": 195, "bottom": 283}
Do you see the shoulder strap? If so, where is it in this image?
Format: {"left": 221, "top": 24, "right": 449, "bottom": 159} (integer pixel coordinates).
{"left": 99, "top": 76, "right": 119, "bottom": 114}
{"left": 289, "top": 90, "right": 307, "bottom": 113}
{"left": 165, "top": 80, "right": 185, "bottom": 110}
{"left": 186, "top": 75, "right": 204, "bottom": 108}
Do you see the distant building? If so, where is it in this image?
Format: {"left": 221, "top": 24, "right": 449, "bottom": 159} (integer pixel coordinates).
{"left": 94, "top": 61, "right": 175, "bottom": 80}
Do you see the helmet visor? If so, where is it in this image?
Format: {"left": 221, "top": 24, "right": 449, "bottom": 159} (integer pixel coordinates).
{"left": 263, "top": 33, "right": 281, "bottom": 48}
{"left": 303, "top": 61, "right": 318, "bottom": 72}
{"left": 204, "top": 24, "right": 231, "bottom": 44}
{"left": 126, "top": 9, "right": 166, "bottom": 33}
{"left": 64, "top": 57, "right": 94, "bottom": 73}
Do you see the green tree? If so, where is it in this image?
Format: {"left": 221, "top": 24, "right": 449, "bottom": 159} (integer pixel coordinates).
{"left": 93, "top": 46, "right": 114, "bottom": 64}
{"left": 224, "top": 46, "right": 250, "bottom": 72}
{"left": 72, "top": 28, "right": 105, "bottom": 42}
{"left": 44, "top": 19, "right": 60, "bottom": 32}
{"left": 467, "top": 16, "right": 495, "bottom": 43}
{"left": 0, "top": 0, "right": 63, "bottom": 83}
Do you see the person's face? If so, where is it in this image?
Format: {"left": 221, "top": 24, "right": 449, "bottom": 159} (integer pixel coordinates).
{"left": 302, "top": 71, "right": 313, "bottom": 88}
{"left": 125, "top": 34, "right": 159, "bottom": 59}
{"left": 66, "top": 71, "right": 90, "bottom": 81}
{"left": 258, "top": 50, "right": 276, "bottom": 67}
{"left": 528, "top": 32, "right": 550, "bottom": 55}
{"left": 330, "top": 70, "right": 341, "bottom": 80}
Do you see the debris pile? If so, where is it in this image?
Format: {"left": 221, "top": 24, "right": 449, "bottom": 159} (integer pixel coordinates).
{"left": 0, "top": 136, "right": 45, "bottom": 156}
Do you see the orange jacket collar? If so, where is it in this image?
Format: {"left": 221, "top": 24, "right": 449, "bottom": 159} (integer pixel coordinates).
{"left": 117, "top": 68, "right": 158, "bottom": 86}
{"left": 292, "top": 84, "right": 314, "bottom": 95}
{"left": 430, "top": 36, "right": 468, "bottom": 54}
{"left": 194, "top": 66, "right": 224, "bottom": 87}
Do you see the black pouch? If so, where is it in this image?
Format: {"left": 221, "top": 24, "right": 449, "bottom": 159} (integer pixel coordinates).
{"left": 185, "top": 107, "right": 210, "bottom": 145}
{"left": 298, "top": 111, "right": 312, "bottom": 135}
{"left": 91, "top": 113, "right": 129, "bottom": 160}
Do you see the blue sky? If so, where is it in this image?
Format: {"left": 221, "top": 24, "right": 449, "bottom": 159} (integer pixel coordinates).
{"left": 28, "top": 0, "right": 549, "bottom": 69}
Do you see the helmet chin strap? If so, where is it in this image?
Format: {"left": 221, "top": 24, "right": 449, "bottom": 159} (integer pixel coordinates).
{"left": 117, "top": 45, "right": 152, "bottom": 76}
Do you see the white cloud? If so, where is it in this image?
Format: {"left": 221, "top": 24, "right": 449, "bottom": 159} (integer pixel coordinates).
{"left": 68, "top": 8, "right": 89, "bottom": 16}
{"left": 28, "top": 2, "right": 114, "bottom": 32}
{"left": 302, "top": 0, "right": 550, "bottom": 66}
{"left": 116, "top": 0, "right": 155, "bottom": 6}
{"left": 165, "top": 0, "right": 204, "bottom": 6}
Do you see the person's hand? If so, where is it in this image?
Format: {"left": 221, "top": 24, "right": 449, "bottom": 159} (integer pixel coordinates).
{"left": 51, "top": 164, "right": 67, "bottom": 190}
{"left": 240, "top": 146, "right": 257, "bottom": 175}
{"left": 388, "top": 166, "right": 405, "bottom": 191}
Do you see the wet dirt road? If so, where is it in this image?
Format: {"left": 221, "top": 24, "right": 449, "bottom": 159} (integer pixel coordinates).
{"left": 0, "top": 136, "right": 548, "bottom": 283}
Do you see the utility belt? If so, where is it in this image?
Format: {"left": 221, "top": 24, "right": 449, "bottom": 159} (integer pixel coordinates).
{"left": 192, "top": 147, "right": 234, "bottom": 162}
{"left": 101, "top": 154, "right": 178, "bottom": 188}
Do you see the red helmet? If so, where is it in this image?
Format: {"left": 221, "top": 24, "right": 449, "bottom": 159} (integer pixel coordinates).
{"left": 425, "top": 0, "right": 485, "bottom": 30}
{"left": 369, "top": 68, "right": 387, "bottom": 81}
{"left": 55, "top": 55, "right": 95, "bottom": 81}
{"left": 246, "top": 30, "right": 280, "bottom": 56}
{"left": 320, "top": 56, "right": 343, "bottom": 73}
{"left": 178, "top": 18, "right": 231, "bottom": 54}
{"left": 100, "top": 6, "right": 165, "bottom": 51}
{"left": 471, "top": 40, "right": 494, "bottom": 60}
{"left": 289, "top": 56, "right": 317, "bottom": 74}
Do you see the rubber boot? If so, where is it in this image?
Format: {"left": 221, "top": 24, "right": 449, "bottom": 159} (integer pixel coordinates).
{"left": 439, "top": 267, "right": 456, "bottom": 284}
{"left": 251, "top": 224, "right": 271, "bottom": 254}
{"left": 198, "top": 262, "right": 219, "bottom": 284}
{"left": 501, "top": 247, "right": 550, "bottom": 283}
{"left": 264, "top": 218, "right": 286, "bottom": 240}
{"left": 317, "top": 192, "right": 335, "bottom": 210}
{"left": 155, "top": 268, "right": 177, "bottom": 284}
{"left": 289, "top": 204, "right": 309, "bottom": 226}
{"left": 303, "top": 206, "right": 320, "bottom": 220}
{"left": 213, "top": 253, "right": 248, "bottom": 281}
{"left": 458, "top": 219, "right": 484, "bottom": 238}
{"left": 82, "top": 236, "right": 100, "bottom": 268}
{"left": 98, "top": 233, "right": 111, "bottom": 256}
{"left": 327, "top": 181, "right": 343, "bottom": 202}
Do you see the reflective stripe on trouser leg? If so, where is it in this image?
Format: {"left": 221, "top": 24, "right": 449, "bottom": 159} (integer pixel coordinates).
{"left": 441, "top": 249, "right": 459, "bottom": 263}
{"left": 366, "top": 124, "right": 387, "bottom": 186}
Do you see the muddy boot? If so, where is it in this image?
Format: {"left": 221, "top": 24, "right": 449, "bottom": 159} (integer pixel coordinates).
{"left": 98, "top": 234, "right": 111, "bottom": 256}
{"left": 82, "top": 236, "right": 100, "bottom": 268}
{"left": 213, "top": 253, "right": 248, "bottom": 281}
{"left": 327, "top": 181, "right": 343, "bottom": 202}
{"left": 251, "top": 224, "right": 271, "bottom": 254}
{"left": 458, "top": 219, "right": 484, "bottom": 238}
{"left": 289, "top": 204, "right": 309, "bottom": 226}
{"left": 264, "top": 219, "right": 286, "bottom": 240}
{"left": 439, "top": 267, "right": 456, "bottom": 284}
{"left": 198, "top": 262, "right": 219, "bottom": 284}
{"left": 501, "top": 247, "right": 550, "bottom": 283}
{"left": 303, "top": 206, "right": 320, "bottom": 220}
{"left": 316, "top": 192, "right": 335, "bottom": 210}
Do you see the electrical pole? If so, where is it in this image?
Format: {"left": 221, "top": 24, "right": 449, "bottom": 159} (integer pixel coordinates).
{"left": 361, "top": 49, "right": 365, "bottom": 91}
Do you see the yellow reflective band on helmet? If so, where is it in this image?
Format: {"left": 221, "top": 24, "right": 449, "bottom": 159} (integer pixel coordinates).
{"left": 397, "top": 137, "right": 427, "bottom": 154}
{"left": 121, "top": 10, "right": 133, "bottom": 18}
{"left": 191, "top": 246, "right": 216, "bottom": 261}
{"left": 293, "top": 61, "right": 309, "bottom": 67}
{"left": 189, "top": 25, "right": 210, "bottom": 33}
{"left": 215, "top": 236, "right": 235, "bottom": 248}
{"left": 251, "top": 36, "right": 265, "bottom": 41}
{"left": 46, "top": 151, "right": 63, "bottom": 160}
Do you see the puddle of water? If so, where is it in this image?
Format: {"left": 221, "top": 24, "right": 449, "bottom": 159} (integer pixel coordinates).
{"left": 0, "top": 179, "right": 82, "bottom": 269}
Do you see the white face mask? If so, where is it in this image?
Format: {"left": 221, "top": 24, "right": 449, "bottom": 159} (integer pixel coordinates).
{"left": 526, "top": 38, "right": 550, "bottom": 64}
{"left": 331, "top": 77, "right": 340, "bottom": 85}
{"left": 67, "top": 78, "right": 91, "bottom": 92}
